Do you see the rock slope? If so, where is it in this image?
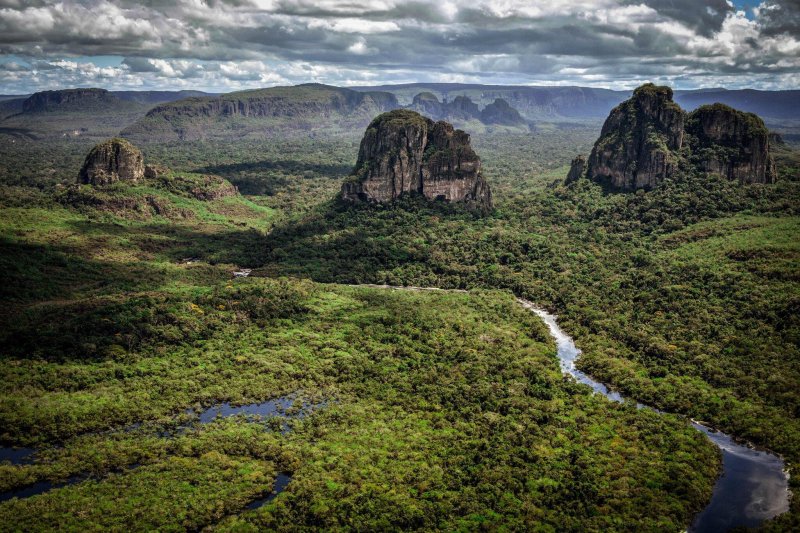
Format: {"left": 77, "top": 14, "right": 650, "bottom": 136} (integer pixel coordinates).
{"left": 341, "top": 110, "right": 492, "bottom": 209}
{"left": 579, "top": 83, "right": 776, "bottom": 190}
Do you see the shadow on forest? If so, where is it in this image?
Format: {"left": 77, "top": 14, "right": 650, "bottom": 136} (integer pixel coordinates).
{"left": 255, "top": 197, "right": 481, "bottom": 285}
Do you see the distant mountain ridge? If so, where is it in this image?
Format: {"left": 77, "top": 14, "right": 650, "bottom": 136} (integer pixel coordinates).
{"left": 0, "top": 88, "right": 216, "bottom": 139}
{"left": 3, "top": 83, "right": 797, "bottom": 144}
{"left": 351, "top": 83, "right": 800, "bottom": 121}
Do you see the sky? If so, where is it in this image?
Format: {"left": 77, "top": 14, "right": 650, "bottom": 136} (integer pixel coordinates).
{"left": 0, "top": 0, "right": 799, "bottom": 94}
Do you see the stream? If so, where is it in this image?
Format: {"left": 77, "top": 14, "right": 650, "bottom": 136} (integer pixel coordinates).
{"left": 521, "top": 298, "right": 790, "bottom": 532}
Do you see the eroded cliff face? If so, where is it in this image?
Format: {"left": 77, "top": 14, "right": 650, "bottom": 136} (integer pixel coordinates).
{"left": 586, "top": 84, "right": 685, "bottom": 190}
{"left": 79, "top": 138, "right": 145, "bottom": 185}
{"left": 342, "top": 110, "right": 492, "bottom": 209}
{"left": 686, "top": 104, "right": 776, "bottom": 184}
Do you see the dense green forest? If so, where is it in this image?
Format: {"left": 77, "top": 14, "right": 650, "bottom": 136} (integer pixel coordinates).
{"left": 0, "top": 119, "right": 798, "bottom": 530}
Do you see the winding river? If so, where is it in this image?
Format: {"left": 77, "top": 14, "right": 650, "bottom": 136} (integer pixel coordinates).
{"left": 360, "top": 286, "right": 791, "bottom": 530}
{"left": 519, "top": 298, "right": 790, "bottom": 532}
{"left": 0, "top": 284, "right": 792, "bottom": 530}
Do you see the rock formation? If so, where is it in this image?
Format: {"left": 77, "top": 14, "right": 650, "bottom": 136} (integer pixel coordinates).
{"left": 685, "top": 104, "right": 776, "bottom": 184}
{"left": 565, "top": 155, "right": 587, "bottom": 184}
{"left": 480, "top": 98, "right": 526, "bottom": 126}
{"left": 448, "top": 96, "right": 480, "bottom": 120}
{"left": 576, "top": 83, "right": 777, "bottom": 190}
{"left": 341, "top": 110, "right": 492, "bottom": 209}
{"left": 79, "top": 138, "right": 146, "bottom": 185}
{"left": 586, "top": 84, "right": 684, "bottom": 190}
{"left": 410, "top": 92, "right": 445, "bottom": 118}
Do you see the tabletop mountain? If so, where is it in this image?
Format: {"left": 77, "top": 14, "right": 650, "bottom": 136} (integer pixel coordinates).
{"left": 578, "top": 83, "right": 777, "bottom": 190}
{"left": 341, "top": 110, "right": 492, "bottom": 209}
{"left": 79, "top": 138, "right": 146, "bottom": 185}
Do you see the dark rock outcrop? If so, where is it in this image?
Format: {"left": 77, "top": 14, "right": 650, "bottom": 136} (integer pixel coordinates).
{"left": 480, "top": 98, "right": 526, "bottom": 126}
{"left": 586, "top": 84, "right": 684, "bottom": 190}
{"left": 575, "top": 84, "right": 778, "bottom": 189}
{"left": 686, "top": 104, "right": 776, "bottom": 184}
{"left": 79, "top": 138, "right": 145, "bottom": 185}
{"left": 566, "top": 155, "right": 587, "bottom": 183}
{"left": 342, "top": 110, "right": 491, "bottom": 209}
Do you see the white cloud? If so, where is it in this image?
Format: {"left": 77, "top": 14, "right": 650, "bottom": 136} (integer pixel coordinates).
{"left": 0, "top": 0, "right": 797, "bottom": 91}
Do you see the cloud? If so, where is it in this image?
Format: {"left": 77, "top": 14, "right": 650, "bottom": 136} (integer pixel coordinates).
{"left": 0, "top": 0, "right": 798, "bottom": 92}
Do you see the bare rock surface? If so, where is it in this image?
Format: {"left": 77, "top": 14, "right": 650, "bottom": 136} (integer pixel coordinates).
{"left": 78, "top": 138, "right": 145, "bottom": 185}
{"left": 342, "top": 110, "right": 492, "bottom": 209}
{"left": 578, "top": 83, "right": 776, "bottom": 190}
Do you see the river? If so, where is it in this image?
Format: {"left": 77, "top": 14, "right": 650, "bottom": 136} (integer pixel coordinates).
{"left": 520, "top": 298, "right": 790, "bottom": 532}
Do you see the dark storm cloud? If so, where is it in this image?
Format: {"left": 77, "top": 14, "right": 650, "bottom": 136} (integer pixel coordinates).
{"left": 0, "top": 1, "right": 798, "bottom": 92}
{"left": 758, "top": 0, "right": 800, "bottom": 36}
{"left": 627, "top": 0, "right": 733, "bottom": 36}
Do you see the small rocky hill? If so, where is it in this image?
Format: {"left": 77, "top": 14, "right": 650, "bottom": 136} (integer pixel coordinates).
{"left": 585, "top": 84, "right": 684, "bottom": 190}
{"left": 79, "top": 138, "right": 147, "bottom": 185}
{"left": 575, "top": 83, "right": 777, "bottom": 190}
{"left": 341, "top": 110, "right": 492, "bottom": 209}
{"left": 480, "top": 98, "right": 526, "bottom": 126}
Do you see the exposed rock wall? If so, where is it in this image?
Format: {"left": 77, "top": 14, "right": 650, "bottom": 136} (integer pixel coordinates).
{"left": 79, "top": 138, "right": 145, "bottom": 185}
{"left": 586, "top": 84, "right": 684, "bottom": 190}
{"left": 342, "top": 110, "right": 492, "bottom": 209}
{"left": 686, "top": 104, "right": 776, "bottom": 184}
{"left": 565, "top": 155, "right": 587, "bottom": 183}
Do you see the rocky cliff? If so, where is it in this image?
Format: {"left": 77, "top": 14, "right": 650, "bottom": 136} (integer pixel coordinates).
{"left": 342, "top": 110, "right": 492, "bottom": 209}
{"left": 579, "top": 83, "right": 776, "bottom": 190}
{"left": 79, "top": 138, "right": 146, "bottom": 185}
{"left": 586, "top": 84, "right": 684, "bottom": 190}
{"left": 685, "top": 104, "right": 776, "bottom": 184}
